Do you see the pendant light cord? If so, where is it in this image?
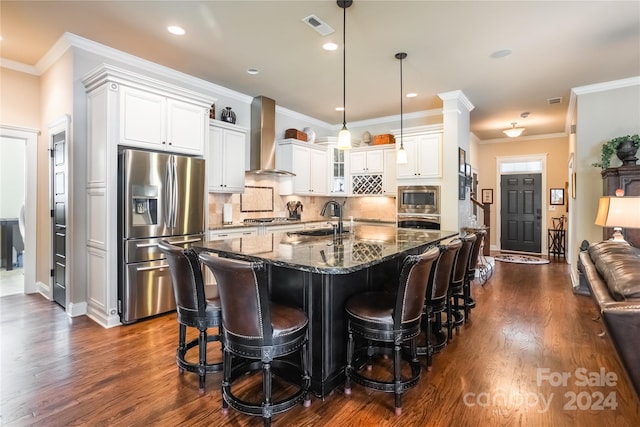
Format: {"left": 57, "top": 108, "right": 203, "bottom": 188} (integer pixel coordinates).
{"left": 399, "top": 54, "right": 403, "bottom": 148}
{"left": 342, "top": 3, "right": 347, "bottom": 128}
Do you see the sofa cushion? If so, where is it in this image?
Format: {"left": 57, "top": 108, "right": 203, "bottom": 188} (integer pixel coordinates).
{"left": 588, "top": 241, "right": 640, "bottom": 301}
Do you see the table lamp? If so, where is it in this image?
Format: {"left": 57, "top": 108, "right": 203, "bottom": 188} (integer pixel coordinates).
{"left": 594, "top": 195, "right": 640, "bottom": 242}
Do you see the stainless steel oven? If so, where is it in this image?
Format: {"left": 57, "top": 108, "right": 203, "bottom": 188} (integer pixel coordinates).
{"left": 397, "top": 214, "right": 441, "bottom": 230}
{"left": 397, "top": 185, "right": 440, "bottom": 215}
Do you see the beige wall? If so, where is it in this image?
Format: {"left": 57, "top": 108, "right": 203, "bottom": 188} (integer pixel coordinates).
{"left": 475, "top": 136, "right": 570, "bottom": 249}
{"left": 0, "top": 67, "right": 41, "bottom": 128}
{"left": 38, "top": 51, "right": 74, "bottom": 288}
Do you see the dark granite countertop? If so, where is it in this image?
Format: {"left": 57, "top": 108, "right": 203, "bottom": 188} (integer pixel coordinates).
{"left": 208, "top": 218, "right": 395, "bottom": 231}
{"left": 195, "top": 225, "right": 458, "bottom": 274}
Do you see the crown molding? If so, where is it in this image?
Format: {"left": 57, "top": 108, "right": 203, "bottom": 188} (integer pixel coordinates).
{"left": 566, "top": 76, "right": 640, "bottom": 134}
{"left": 275, "top": 105, "right": 333, "bottom": 129}
{"left": 438, "top": 90, "right": 475, "bottom": 112}
{"left": 32, "top": 32, "right": 252, "bottom": 104}
{"left": 479, "top": 132, "right": 567, "bottom": 144}
{"left": 333, "top": 109, "right": 442, "bottom": 131}
{"left": 0, "top": 58, "right": 39, "bottom": 75}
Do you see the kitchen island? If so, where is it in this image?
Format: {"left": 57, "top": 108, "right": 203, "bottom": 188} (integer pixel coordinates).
{"left": 194, "top": 225, "right": 458, "bottom": 397}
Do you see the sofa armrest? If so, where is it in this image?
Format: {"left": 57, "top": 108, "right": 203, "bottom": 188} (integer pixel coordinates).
{"left": 601, "top": 306, "right": 640, "bottom": 400}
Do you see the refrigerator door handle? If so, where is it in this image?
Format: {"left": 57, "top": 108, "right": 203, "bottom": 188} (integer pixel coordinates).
{"left": 135, "top": 263, "right": 169, "bottom": 272}
{"left": 171, "top": 155, "right": 178, "bottom": 229}
{"left": 164, "top": 158, "right": 172, "bottom": 229}
{"left": 166, "top": 237, "right": 202, "bottom": 245}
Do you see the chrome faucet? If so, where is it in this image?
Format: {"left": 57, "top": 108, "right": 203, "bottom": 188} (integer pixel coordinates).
{"left": 320, "top": 200, "right": 344, "bottom": 234}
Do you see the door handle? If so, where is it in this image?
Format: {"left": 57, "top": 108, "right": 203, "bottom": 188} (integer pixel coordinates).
{"left": 166, "top": 237, "right": 202, "bottom": 245}
{"left": 135, "top": 263, "right": 169, "bottom": 272}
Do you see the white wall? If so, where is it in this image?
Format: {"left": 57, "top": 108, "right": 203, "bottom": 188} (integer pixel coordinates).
{"left": 0, "top": 136, "right": 26, "bottom": 218}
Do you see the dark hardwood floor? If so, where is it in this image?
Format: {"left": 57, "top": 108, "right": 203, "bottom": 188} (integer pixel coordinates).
{"left": 1, "top": 258, "right": 639, "bottom": 426}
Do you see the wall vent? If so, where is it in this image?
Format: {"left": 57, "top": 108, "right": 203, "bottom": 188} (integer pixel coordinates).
{"left": 302, "top": 14, "right": 335, "bottom": 36}
{"left": 547, "top": 97, "right": 563, "bottom": 105}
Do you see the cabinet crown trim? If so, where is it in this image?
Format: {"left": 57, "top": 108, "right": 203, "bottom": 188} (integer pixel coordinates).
{"left": 82, "top": 64, "right": 213, "bottom": 107}
{"left": 390, "top": 124, "right": 443, "bottom": 136}
{"left": 209, "top": 120, "right": 249, "bottom": 133}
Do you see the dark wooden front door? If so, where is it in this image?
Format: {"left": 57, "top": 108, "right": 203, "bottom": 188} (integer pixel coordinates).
{"left": 500, "top": 173, "right": 542, "bottom": 253}
{"left": 52, "top": 131, "right": 66, "bottom": 308}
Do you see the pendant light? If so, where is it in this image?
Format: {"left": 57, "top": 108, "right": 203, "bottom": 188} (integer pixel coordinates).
{"left": 337, "top": 0, "right": 353, "bottom": 149}
{"left": 396, "top": 52, "right": 408, "bottom": 164}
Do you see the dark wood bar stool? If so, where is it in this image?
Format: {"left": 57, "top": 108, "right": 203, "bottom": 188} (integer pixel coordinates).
{"left": 343, "top": 246, "right": 440, "bottom": 416}
{"left": 418, "top": 239, "right": 461, "bottom": 367}
{"left": 158, "top": 241, "right": 223, "bottom": 395}
{"left": 199, "top": 253, "right": 310, "bottom": 427}
{"left": 464, "top": 230, "right": 486, "bottom": 322}
{"left": 446, "top": 233, "right": 476, "bottom": 341}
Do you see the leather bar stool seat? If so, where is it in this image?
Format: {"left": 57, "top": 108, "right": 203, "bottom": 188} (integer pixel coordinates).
{"left": 344, "top": 247, "right": 440, "bottom": 416}
{"left": 445, "top": 233, "right": 476, "bottom": 340}
{"left": 158, "top": 241, "right": 222, "bottom": 395}
{"left": 199, "top": 253, "right": 310, "bottom": 427}
{"left": 418, "top": 239, "right": 461, "bottom": 367}
{"left": 464, "top": 229, "right": 486, "bottom": 321}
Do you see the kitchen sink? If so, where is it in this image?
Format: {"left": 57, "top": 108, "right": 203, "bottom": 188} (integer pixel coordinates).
{"left": 288, "top": 228, "right": 349, "bottom": 237}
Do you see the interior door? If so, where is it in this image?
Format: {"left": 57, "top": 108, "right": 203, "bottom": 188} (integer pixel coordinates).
{"left": 52, "top": 131, "right": 66, "bottom": 308}
{"left": 500, "top": 173, "right": 542, "bottom": 253}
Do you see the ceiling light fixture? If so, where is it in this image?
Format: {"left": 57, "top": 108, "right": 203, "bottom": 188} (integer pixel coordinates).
{"left": 503, "top": 122, "right": 525, "bottom": 138}
{"left": 337, "top": 0, "right": 353, "bottom": 150}
{"left": 323, "top": 42, "right": 338, "bottom": 51}
{"left": 396, "top": 52, "right": 408, "bottom": 164}
{"left": 167, "top": 25, "right": 185, "bottom": 36}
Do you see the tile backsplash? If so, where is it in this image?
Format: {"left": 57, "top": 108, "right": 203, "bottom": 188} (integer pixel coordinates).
{"left": 208, "top": 174, "right": 396, "bottom": 226}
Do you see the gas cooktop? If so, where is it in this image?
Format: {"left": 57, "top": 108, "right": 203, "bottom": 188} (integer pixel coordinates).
{"left": 243, "top": 217, "right": 297, "bottom": 224}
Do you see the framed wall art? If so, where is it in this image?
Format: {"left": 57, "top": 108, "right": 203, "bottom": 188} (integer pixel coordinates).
{"left": 481, "top": 188, "right": 493, "bottom": 204}
{"left": 459, "top": 148, "right": 466, "bottom": 174}
{"left": 550, "top": 188, "right": 565, "bottom": 205}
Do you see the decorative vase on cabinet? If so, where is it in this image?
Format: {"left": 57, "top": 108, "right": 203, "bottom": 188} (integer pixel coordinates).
{"left": 221, "top": 107, "right": 236, "bottom": 124}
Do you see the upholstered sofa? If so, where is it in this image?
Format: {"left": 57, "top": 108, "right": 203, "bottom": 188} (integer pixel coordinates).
{"left": 578, "top": 240, "right": 640, "bottom": 400}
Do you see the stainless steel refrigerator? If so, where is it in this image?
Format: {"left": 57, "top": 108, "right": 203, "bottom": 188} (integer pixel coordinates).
{"left": 118, "top": 148, "right": 205, "bottom": 324}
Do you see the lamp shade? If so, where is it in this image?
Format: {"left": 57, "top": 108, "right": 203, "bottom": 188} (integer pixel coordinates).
{"left": 595, "top": 196, "right": 640, "bottom": 228}
{"left": 337, "top": 127, "right": 351, "bottom": 149}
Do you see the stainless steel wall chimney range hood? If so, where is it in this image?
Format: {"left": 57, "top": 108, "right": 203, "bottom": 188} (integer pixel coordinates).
{"left": 249, "top": 96, "right": 295, "bottom": 176}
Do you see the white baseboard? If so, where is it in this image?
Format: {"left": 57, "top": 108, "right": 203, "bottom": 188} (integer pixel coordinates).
{"left": 36, "top": 281, "right": 50, "bottom": 299}
{"left": 86, "top": 305, "right": 122, "bottom": 328}
{"left": 67, "top": 301, "right": 87, "bottom": 317}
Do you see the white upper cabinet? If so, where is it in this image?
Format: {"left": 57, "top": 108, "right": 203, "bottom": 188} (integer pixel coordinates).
{"left": 348, "top": 145, "right": 395, "bottom": 196}
{"left": 120, "top": 86, "right": 207, "bottom": 155}
{"left": 383, "top": 148, "right": 397, "bottom": 195}
{"left": 396, "top": 133, "right": 442, "bottom": 179}
{"left": 277, "top": 139, "right": 327, "bottom": 195}
{"left": 350, "top": 149, "right": 384, "bottom": 174}
{"left": 208, "top": 121, "right": 247, "bottom": 193}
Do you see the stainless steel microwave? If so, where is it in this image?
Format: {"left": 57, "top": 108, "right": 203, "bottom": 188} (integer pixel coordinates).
{"left": 397, "top": 185, "right": 440, "bottom": 215}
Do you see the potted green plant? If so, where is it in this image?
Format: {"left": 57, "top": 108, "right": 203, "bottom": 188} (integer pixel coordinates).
{"left": 593, "top": 134, "right": 640, "bottom": 169}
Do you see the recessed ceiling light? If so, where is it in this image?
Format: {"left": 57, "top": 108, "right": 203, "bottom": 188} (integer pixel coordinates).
{"left": 406, "top": 93, "right": 417, "bottom": 98}
{"left": 323, "top": 42, "right": 338, "bottom": 51}
{"left": 490, "top": 49, "right": 512, "bottom": 59}
{"left": 335, "top": 107, "right": 345, "bottom": 112}
{"left": 167, "top": 26, "right": 185, "bottom": 36}
{"left": 247, "top": 68, "right": 259, "bottom": 75}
